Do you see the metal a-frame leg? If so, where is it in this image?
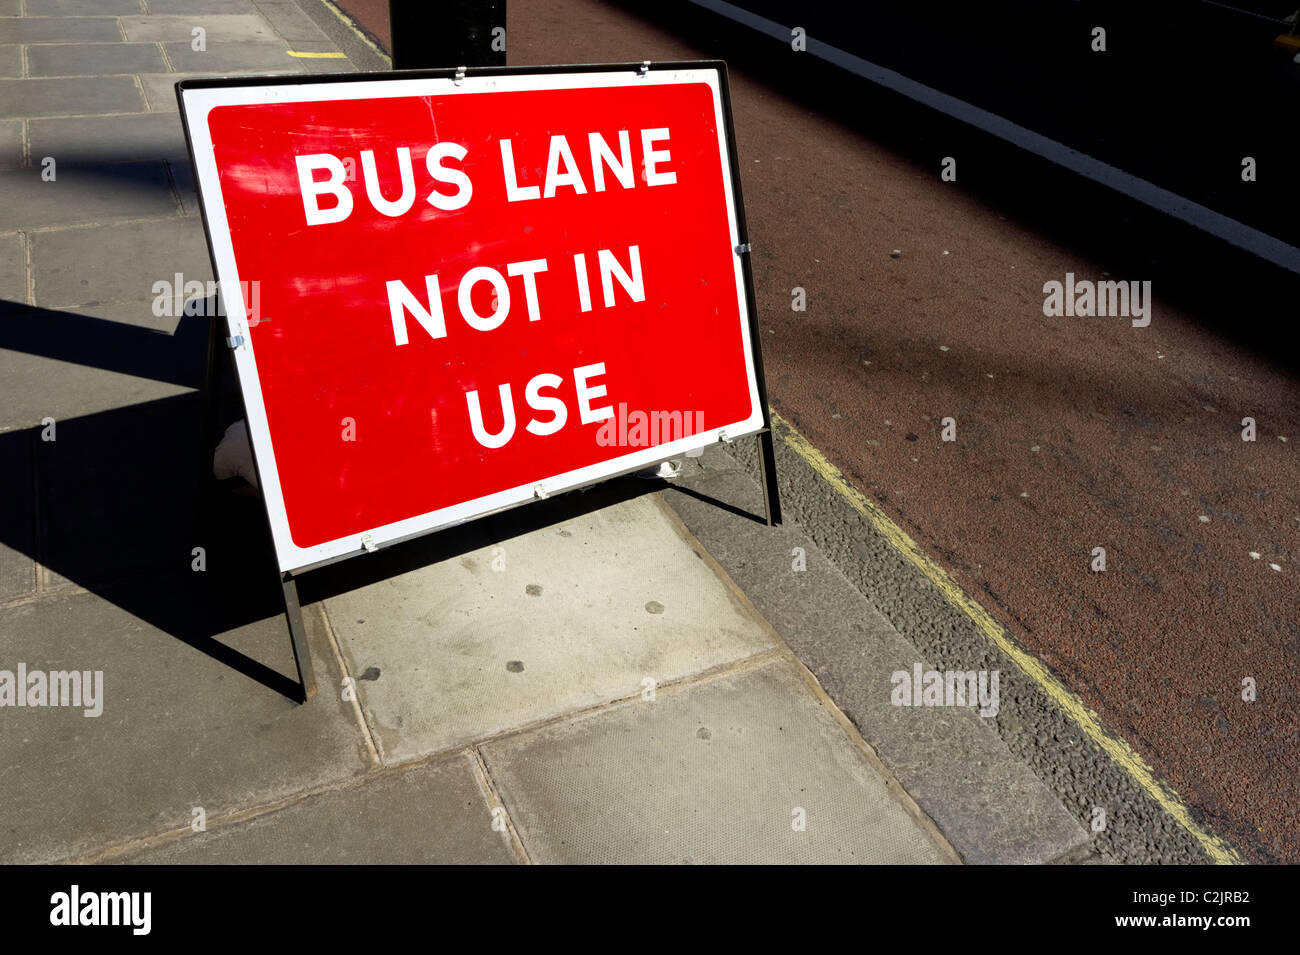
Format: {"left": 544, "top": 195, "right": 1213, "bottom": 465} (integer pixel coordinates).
{"left": 281, "top": 572, "right": 317, "bottom": 702}
{"left": 194, "top": 313, "right": 223, "bottom": 520}
{"left": 756, "top": 429, "right": 782, "bottom": 527}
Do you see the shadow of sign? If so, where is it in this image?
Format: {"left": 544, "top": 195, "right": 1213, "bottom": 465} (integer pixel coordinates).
{"left": 0, "top": 297, "right": 672, "bottom": 701}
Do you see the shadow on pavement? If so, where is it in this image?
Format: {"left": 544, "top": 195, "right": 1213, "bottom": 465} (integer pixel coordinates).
{"left": 0, "top": 299, "right": 678, "bottom": 701}
{"left": 0, "top": 300, "right": 207, "bottom": 387}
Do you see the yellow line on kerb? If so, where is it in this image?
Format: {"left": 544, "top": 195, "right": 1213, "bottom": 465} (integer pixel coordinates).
{"left": 317, "top": 0, "right": 393, "bottom": 65}
{"left": 287, "top": 50, "right": 348, "bottom": 58}
{"left": 773, "top": 411, "right": 1243, "bottom": 865}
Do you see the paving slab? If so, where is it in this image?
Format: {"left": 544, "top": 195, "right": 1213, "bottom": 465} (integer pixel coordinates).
{"left": 0, "top": 17, "right": 122, "bottom": 44}
{"left": 0, "top": 43, "right": 19, "bottom": 78}
{"left": 30, "top": 217, "right": 209, "bottom": 308}
{"left": 0, "top": 162, "right": 176, "bottom": 231}
{"left": 0, "top": 585, "right": 366, "bottom": 864}
{"left": 483, "top": 659, "right": 950, "bottom": 864}
{"left": 661, "top": 455, "right": 1091, "bottom": 864}
{"left": 0, "top": 119, "right": 19, "bottom": 168}
{"left": 254, "top": 0, "right": 332, "bottom": 44}
{"left": 28, "top": 112, "right": 188, "bottom": 165}
{"left": 148, "top": 0, "right": 257, "bottom": 13}
{"left": 163, "top": 39, "right": 303, "bottom": 72}
{"left": 109, "top": 753, "right": 518, "bottom": 864}
{"left": 139, "top": 72, "right": 186, "bottom": 112}
{"left": 0, "top": 299, "right": 201, "bottom": 437}
{"left": 0, "top": 230, "right": 22, "bottom": 298}
{"left": 26, "top": 0, "right": 144, "bottom": 13}
{"left": 120, "top": 13, "right": 276, "bottom": 43}
{"left": 167, "top": 157, "right": 199, "bottom": 215}
{"left": 0, "top": 0, "right": 18, "bottom": 18}
{"left": 0, "top": 76, "right": 145, "bottom": 119}
{"left": 34, "top": 392, "right": 208, "bottom": 588}
{"left": 328, "top": 493, "right": 781, "bottom": 763}
{"left": 26, "top": 0, "right": 143, "bottom": 12}
{"left": 27, "top": 41, "right": 167, "bottom": 77}
{"left": 143, "top": 71, "right": 256, "bottom": 113}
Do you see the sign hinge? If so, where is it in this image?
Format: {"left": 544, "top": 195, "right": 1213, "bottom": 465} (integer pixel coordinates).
{"left": 638, "top": 60, "right": 650, "bottom": 77}
{"left": 360, "top": 534, "right": 378, "bottom": 553}
{"left": 735, "top": 243, "right": 752, "bottom": 255}
{"left": 226, "top": 334, "right": 245, "bottom": 349}
{"left": 454, "top": 66, "right": 466, "bottom": 85}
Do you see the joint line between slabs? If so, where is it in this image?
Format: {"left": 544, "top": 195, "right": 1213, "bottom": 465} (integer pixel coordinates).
{"left": 654, "top": 491, "right": 960, "bottom": 862}
{"left": 772, "top": 410, "right": 1243, "bottom": 865}
{"left": 54, "top": 651, "right": 782, "bottom": 863}
{"left": 156, "top": 42, "right": 176, "bottom": 75}
{"left": 403, "top": 647, "right": 790, "bottom": 770}
{"left": 785, "top": 648, "right": 964, "bottom": 864}
{"left": 468, "top": 747, "right": 531, "bottom": 864}
{"left": 316, "top": 602, "right": 382, "bottom": 766}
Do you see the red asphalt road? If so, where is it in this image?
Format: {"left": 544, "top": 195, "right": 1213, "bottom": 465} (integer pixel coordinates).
{"left": 333, "top": 0, "right": 1300, "bottom": 861}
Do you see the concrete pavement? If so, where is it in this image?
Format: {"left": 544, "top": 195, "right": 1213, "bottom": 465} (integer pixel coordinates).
{"left": 0, "top": 0, "right": 1101, "bottom": 865}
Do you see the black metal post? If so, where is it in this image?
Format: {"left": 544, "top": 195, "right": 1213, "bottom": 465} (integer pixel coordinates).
{"left": 281, "top": 573, "right": 318, "bottom": 701}
{"left": 388, "top": 0, "right": 506, "bottom": 70}
{"left": 195, "top": 312, "right": 222, "bottom": 506}
{"left": 757, "top": 430, "right": 782, "bottom": 527}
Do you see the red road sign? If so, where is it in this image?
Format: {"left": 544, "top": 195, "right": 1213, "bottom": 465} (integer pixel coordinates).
{"left": 179, "top": 64, "right": 768, "bottom": 573}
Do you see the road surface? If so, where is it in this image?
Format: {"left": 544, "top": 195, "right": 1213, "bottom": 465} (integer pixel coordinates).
{"left": 326, "top": 0, "right": 1300, "bottom": 862}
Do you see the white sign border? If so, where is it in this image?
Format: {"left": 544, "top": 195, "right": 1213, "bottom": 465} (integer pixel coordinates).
{"left": 180, "top": 66, "right": 765, "bottom": 574}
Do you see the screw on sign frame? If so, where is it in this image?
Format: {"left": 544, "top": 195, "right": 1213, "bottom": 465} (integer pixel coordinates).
{"left": 178, "top": 62, "right": 781, "bottom": 703}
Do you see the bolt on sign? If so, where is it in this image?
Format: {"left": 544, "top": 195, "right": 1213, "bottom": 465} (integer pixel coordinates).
{"left": 179, "top": 63, "right": 775, "bottom": 575}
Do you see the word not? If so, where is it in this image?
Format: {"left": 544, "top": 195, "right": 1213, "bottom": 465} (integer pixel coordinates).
{"left": 890, "top": 663, "right": 999, "bottom": 717}
{"left": 1042, "top": 272, "right": 1151, "bottom": 326}
{"left": 0, "top": 664, "right": 103, "bottom": 717}
{"left": 386, "top": 246, "right": 642, "bottom": 346}
{"left": 595, "top": 402, "right": 704, "bottom": 447}
{"left": 50, "top": 886, "right": 150, "bottom": 935}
